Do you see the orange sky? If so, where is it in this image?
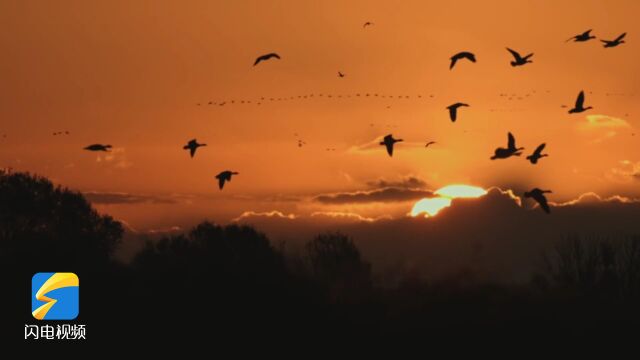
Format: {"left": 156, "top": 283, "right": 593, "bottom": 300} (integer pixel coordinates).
{"left": 1, "top": 0, "right": 639, "bottom": 230}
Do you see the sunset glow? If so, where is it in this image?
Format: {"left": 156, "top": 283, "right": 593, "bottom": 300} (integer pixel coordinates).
{"left": 411, "top": 185, "right": 487, "bottom": 217}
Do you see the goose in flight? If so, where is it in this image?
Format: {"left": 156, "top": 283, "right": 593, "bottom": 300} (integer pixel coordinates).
{"left": 526, "top": 143, "right": 548, "bottom": 164}
{"left": 446, "top": 102, "right": 469, "bottom": 122}
{"left": 567, "top": 29, "right": 596, "bottom": 42}
{"left": 380, "top": 134, "right": 403, "bottom": 157}
{"left": 601, "top": 33, "right": 626, "bottom": 48}
{"left": 363, "top": 21, "right": 373, "bottom": 28}
{"left": 491, "top": 132, "right": 524, "bottom": 160}
{"left": 524, "top": 188, "right": 552, "bottom": 214}
{"left": 84, "top": 144, "right": 112, "bottom": 152}
{"left": 215, "top": 171, "right": 239, "bottom": 190}
{"left": 253, "top": 53, "right": 280, "bottom": 66}
{"left": 506, "top": 48, "right": 533, "bottom": 67}
{"left": 425, "top": 141, "right": 436, "bottom": 148}
{"left": 183, "top": 139, "right": 206, "bottom": 158}
{"left": 568, "top": 90, "right": 592, "bottom": 114}
{"left": 338, "top": 71, "right": 345, "bottom": 78}
{"left": 450, "top": 51, "right": 476, "bottom": 70}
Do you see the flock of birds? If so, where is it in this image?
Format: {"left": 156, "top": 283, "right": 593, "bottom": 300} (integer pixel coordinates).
{"left": 80, "top": 25, "right": 627, "bottom": 214}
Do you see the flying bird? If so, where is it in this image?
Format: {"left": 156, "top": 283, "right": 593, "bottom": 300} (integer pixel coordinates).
{"left": 506, "top": 48, "right": 534, "bottom": 67}
{"left": 84, "top": 144, "right": 112, "bottom": 152}
{"left": 425, "top": 141, "right": 436, "bottom": 148}
{"left": 526, "top": 143, "right": 548, "bottom": 164}
{"left": 450, "top": 52, "right": 476, "bottom": 70}
{"left": 491, "top": 132, "right": 524, "bottom": 160}
{"left": 338, "top": 71, "right": 345, "bottom": 78}
{"left": 447, "top": 102, "right": 469, "bottom": 122}
{"left": 524, "top": 188, "right": 552, "bottom": 214}
{"left": 568, "top": 90, "right": 592, "bottom": 114}
{"left": 380, "top": 134, "right": 403, "bottom": 157}
{"left": 215, "top": 171, "right": 239, "bottom": 190}
{"left": 363, "top": 21, "right": 373, "bottom": 28}
{"left": 601, "top": 32, "right": 626, "bottom": 48}
{"left": 253, "top": 53, "right": 280, "bottom": 66}
{"left": 183, "top": 139, "right": 206, "bottom": 158}
{"left": 566, "top": 29, "right": 596, "bottom": 42}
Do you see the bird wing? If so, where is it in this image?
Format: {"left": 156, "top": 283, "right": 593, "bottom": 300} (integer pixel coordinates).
{"left": 615, "top": 32, "right": 627, "bottom": 42}
{"left": 465, "top": 53, "right": 476, "bottom": 62}
{"left": 449, "top": 57, "right": 458, "bottom": 70}
{"left": 271, "top": 53, "right": 281, "bottom": 59}
{"left": 506, "top": 48, "right": 521, "bottom": 61}
{"left": 190, "top": 147, "right": 196, "bottom": 157}
{"left": 523, "top": 53, "right": 534, "bottom": 60}
{"left": 449, "top": 107, "right": 457, "bottom": 122}
{"left": 218, "top": 177, "right": 225, "bottom": 189}
{"left": 386, "top": 142, "right": 393, "bottom": 156}
{"left": 534, "top": 143, "right": 546, "bottom": 155}
{"left": 508, "top": 132, "right": 516, "bottom": 149}
{"left": 576, "top": 91, "right": 585, "bottom": 108}
{"left": 253, "top": 56, "right": 264, "bottom": 66}
{"left": 536, "top": 194, "right": 550, "bottom": 213}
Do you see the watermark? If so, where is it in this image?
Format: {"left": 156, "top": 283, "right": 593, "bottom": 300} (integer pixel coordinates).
{"left": 24, "top": 324, "right": 86, "bottom": 340}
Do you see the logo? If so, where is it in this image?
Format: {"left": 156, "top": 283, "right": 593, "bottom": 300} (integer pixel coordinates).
{"left": 31, "top": 273, "right": 79, "bottom": 320}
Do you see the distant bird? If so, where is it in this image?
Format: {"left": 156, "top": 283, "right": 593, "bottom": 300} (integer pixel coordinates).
{"left": 524, "top": 188, "right": 552, "bottom": 214}
{"left": 253, "top": 53, "right": 280, "bottom": 66}
{"left": 601, "top": 32, "right": 626, "bottom": 48}
{"left": 338, "top": 71, "right": 345, "bottom": 77}
{"left": 568, "top": 90, "right": 592, "bottom": 114}
{"left": 363, "top": 22, "right": 373, "bottom": 28}
{"left": 84, "top": 144, "right": 112, "bottom": 152}
{"left": 446, "top": 102, "right": 469, "bottom": 122}
{"left": 450, "top": 51, "right": 476, "bottom": 70}
{"left": 215, "top": 171, "right": 239, "bottom": 190}
{"left": 183, "top": 139, "right": 206, "bottom": 158}
{"left": 380, "top": 134, "right": 403, "bottom": 157}
{"left": 566, "top": 29, "right": 596, "bottom": 42}
{"left": 425, "top": 141, "right": 436, "bottom": 148}
{"left": 506, "top": 48, "right": 533, "bottom": 66}
{"left": 491, "top": 132, "right": 524, "bottom": 160}
{"left": 526, "top": 143, "right": 548, "bottom": 164}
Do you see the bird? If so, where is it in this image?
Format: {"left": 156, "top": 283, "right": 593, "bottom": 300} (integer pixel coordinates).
{"left": 253, "top": 53, "right": 280, "bottom": 66}
{"left": 450, "top": 52, "right": 476, "bottom": 70}
{"left": 215, "top": 171, "right": 239, "bottom": 190}
{"left": 568, "top": 90, "right": 592, "bottom": 114}
{"left": 490, "top": 132, "right": 524, "bottom": 160}
{"left": 566, "top": 29, "right": 596, "bottom": 42}
{"left": 380, "top": 134, "right": 403, "bottom": 157}
{"left": 183, "top": 139, "right": 206, "bottom": 158}
{"left": 425, "top": 141, "right": 436, "bottom": 148}
{"left": 338, "top": 71, "right": 345, "bottom": 77}
{"left": 506, "top": 48, "right": 533, "bottom": 66}
{"left": 601, "top": 33, "right": 626, "bottom": 48}
{"left": 446, "top": 102, "right": 469, "bottom": 122}
{"left": 526, "top": 143, "right": 548, "bottom": 164}
{"left": 524, "top": 188, "right": 552, "bottom": 214}
{"left": 363, "top": 21, "right": 373, "bottom": 28}
{"left": 84, "top": 144, "right": 112, "bottom": 152}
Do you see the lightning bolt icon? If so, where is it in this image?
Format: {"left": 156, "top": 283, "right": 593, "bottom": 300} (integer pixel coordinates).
{"left": 32, "top": 273, "right": 79, "bottom": 320}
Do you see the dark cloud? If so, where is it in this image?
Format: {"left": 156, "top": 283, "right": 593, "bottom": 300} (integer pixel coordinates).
{"left": 366, "top": 176, "right": 428, "bottom": 189}
{"left": 314, "top": 187, "right": 434, "bottom": 204}
{"left": 84, "top": 191, "right": 177, "bottom": 205}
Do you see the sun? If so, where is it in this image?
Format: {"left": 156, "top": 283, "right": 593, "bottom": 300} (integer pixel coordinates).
{"left": 410, "top": 184, "right": 487, "bottom": 217}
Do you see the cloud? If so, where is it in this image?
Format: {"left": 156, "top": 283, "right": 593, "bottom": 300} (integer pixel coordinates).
{"left": 366, "top": 176, "right": 427, "bottom": 189}
{"left": 581, "top": 114, "right": 631, "bottom": 130}
{"left": 314, "top": 187, "right": 434, "bottom": 204}
{"left": 311, "top": 211, "right": 391, "bottom": 222}
{"left": 96, "top": 147, "right": 133, "bottom": 169}
{"left": 606, "top": 160, "right": 640, "bottom": 183}
{"left": 232, "top": 210, "right": 297, "bottom": 222}
{"left": 83, "top": 191, "right": 178, "bottom": 205}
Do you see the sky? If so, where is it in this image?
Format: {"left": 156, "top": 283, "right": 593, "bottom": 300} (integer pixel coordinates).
{"left": 1, "top": 0, "right": 640, "bottom": 251}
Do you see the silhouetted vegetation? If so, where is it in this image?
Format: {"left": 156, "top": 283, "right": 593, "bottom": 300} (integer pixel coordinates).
{"left": 4, "top": 171, "right": 640, "bottom": 345}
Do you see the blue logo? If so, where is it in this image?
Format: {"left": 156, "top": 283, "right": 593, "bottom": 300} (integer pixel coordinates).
{"left": 31, "top": 272, "right": 79, "bottom": 320}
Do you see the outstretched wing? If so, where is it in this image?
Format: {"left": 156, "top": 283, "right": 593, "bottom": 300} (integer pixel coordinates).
{"left": 506, "top": 48, "right": 521, "bottom": 61}
{"left": 386, "top": 142, "right": 393, "bottom": 156}
{"left": 217, "top": 176, "right": 225, "bottom": 189}
{"left": 449, "top": 57, "right": 458, "bottom": 70}
{"left": 449, "top": 107, "right": 457, "bottom": 122}
{"left": 253, "top": 55, "right": 265, "bottom": 66}
{"left": 190, "top": 147, "right": 196, "bottom": 158}
{"left": 615, "top": 32, "right": 627, "bottom": 42}
{"left": 508, "top": 132, "right": 516, "bottom": 149}
{"left": 536, "top": 194, "right": 550, "bottom": 213}
{"left": 575, "top": 91, "right": 585, "bottom": 108}
{"left": 534, "top": 143, "right": 546, "bottom": 156}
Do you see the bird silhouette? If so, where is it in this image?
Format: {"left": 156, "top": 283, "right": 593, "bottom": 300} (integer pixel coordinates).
{"left": 524, "top": 188, "right": 552, "bottom": 214}
{"left": 380, "top": 134, "right": 403, "bottom": 157}
{"left": 567, "top": 29, "right": 596, "bottom": 42}
{"left": 568, "top": 90, "right": 592, "bottom": 114}
{"left": 425, "top": 141, "right": 436, "bottom": 148}
{"left": 338, "top": 71, "right": 345, "bottom": 77}
{"left": 526, "top": 143, "right": 548, "bottom": 164}
{"left": 601, "top": 32, "right": 626, "bottom": 48}
{"left": 253, "top": 53, "right": 280, "bottom": 66}
{"left": 506, "top": 48, "right": 533, "bottom": 66}
{"left": 491, "top": 132, "right": 524, "bottom": 160}
{"left": 363, "top": 22, "right": 373, "bottom": 28}
{"left": 215, "top": 171, "right": 239, "bottom": 190}
{"left": 183, "top": 139, "right": 206, "bottom": 158}
{"left": 447, "top": 103, "right": 469, "bottom": 122}
{"left": 84, "top": 144, "right": 112, "bottom": 152}
{"left": 450, "top": 52, "right": 476, "bottom": 70}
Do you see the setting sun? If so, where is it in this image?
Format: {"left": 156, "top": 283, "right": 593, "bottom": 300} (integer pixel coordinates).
{"left": 411, "top": 185, "right": 487, "bottom": 217}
